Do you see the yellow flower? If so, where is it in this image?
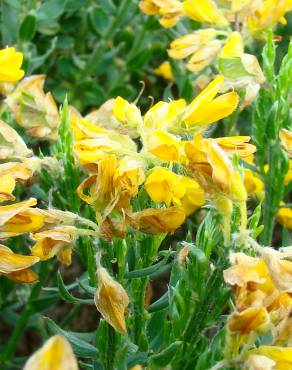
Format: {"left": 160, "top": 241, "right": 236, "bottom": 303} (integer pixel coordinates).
{"left": 95, "top": 259, "right": 129, "bottom": 333}
{"left": 277, "top": 206, "right": 292, "bottom": 229}
{"left": 23, "top": 335, "right": 78, "bottom": 370}
{"left": 224, "top": 252, "right": 292, "bottom": 316}
{"left": 228, "top": 307, "right": 270, "bottom": 334}
{"left": 77, "top": 155, "right": 144, "bottom": 221}
{"left": 6, "top": 75, "right": 60, "bottom": 140}
{"left": 0, "top": 244, "right": 39, "bottom": 283}
{"left": 145, "top": 130, "right": 181, "bottom": 161}
{"left": 113, "top": 96, "right": 142, "bottom": 138}
{"left": 145, "top": 167, "right": 204, "bottom": 214}
{"left": 247, "top": 0, "right": 292, "bottom": 37}
{"left": 0, "top": 47, "right": 24, "bottom": 82}
{"left": 219, "top": 32, "right": 265, "bottom": 84}
{"left": 144, "top": 99, "right": 186, "bottom": 133}
{"left": 0, "top": 119, "right": 32, "bottom": 160}
{"left": 168, "top": 29, "right": 221, "bottom": 72}
{"left": 140, "top": 0, "right": 183, "bottom": 28}
{"left": 181, "top": 76, "right": 239, "bottom": 133}
{"left": 247, "top": 346, "right": 292, "bottom": 369}
{"left": 182, "top": 0, "right": 229, "bottom": 27}
{"left": 154, "top": 61, "right": 173, "bottom": 80}
{"left": 30, "top": 227, "right": 77, "bottom": 266}
{"left": 145, "top": 167, "right": 186, "bottom": 207}
{"left": 126, "top": 207, "right": 186, "bottom": 234}
{"left": 280, "top": 128, "right": 292, "bottom": 157}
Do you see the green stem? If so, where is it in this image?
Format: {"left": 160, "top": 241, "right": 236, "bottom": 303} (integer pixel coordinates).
{"left": 105, "top": 325, "right": 116, "bottom": 370}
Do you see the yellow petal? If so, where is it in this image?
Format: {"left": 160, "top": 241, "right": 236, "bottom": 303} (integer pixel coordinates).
{"left": 0, "top": 48, "right": 24, "bottom": 82}
{"left": 146, "top": 130, "right": 180, "bottom": 161}
{"left": 0, "top": 244, "right": 39, "bottom": 274}
{"left": 23, "top": 335, "right": 78, "bottom": 370}
{"left": 228, "top": 307, "right": 270, "bottom": 334}
{"left": 220, "top": 32, "right": 244, "bottom": 58}
{"left": 185, "top": 91, "right": 239, "bottom": 127}
{"left": 182, "top": 0, "right": 229, "bottom": 27}
{"left": 145, "top": 167, "right": 185, "bottom": 207}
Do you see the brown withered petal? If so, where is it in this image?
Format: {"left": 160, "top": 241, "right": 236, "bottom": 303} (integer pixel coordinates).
{"left": 23, "top": 335, "right": 78, "bottom": 370}
{"left": 126, "top": 207, "right": 185, "bottom": 234}
{"left": 95, "top": 266, "right": 129, "bottom": 333}
{"left": 99, "top": 216, "right": 128, "bottom": 242}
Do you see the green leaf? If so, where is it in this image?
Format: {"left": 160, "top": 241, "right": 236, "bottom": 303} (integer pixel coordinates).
{"left": 1, "top": 0, "right": 20, "bottom": 44}
{"left": 148, "top": 292, "right": 169, "bottom": 313}
{"left": 19, "top": 14, "right": 36, "bottom": 41}
{"left": 45, "top": 317, "right": 98, "bottom": 357}
{"left": 87, "top": 7, "right": 109, "bottom": 36}
{"left": 126, "top": 258, "right": 168, "bottom": 279}
{"left": 149, "top": 341, "right": 182, "bottom": 366}
{"left": 57, "top": 271, "right": 94, "bottom": 305}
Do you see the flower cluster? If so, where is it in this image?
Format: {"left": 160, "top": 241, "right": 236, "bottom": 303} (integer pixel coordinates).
{"left": 140, "top": 0, "right": 291, "bottom": 106}
{"left": 224, "top": 244, "right": 292, "bottom": 369}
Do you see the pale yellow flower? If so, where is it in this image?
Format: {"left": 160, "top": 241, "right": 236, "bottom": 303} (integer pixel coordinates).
{"left": 0, "top": 47, "right": 24, "bottom": 82}
{"left": 6, "top": 75, "right": 60, "bottom": 140}
{"left": 219, "top": 32, "right": 265, "bottom": 85}
{"left": 168, "top": 29, "right": 221, "bottom": 72}
{"left": 23, "top": 335, "right": 78, "bottom": 370}
{"left": 0, "top": 158, "right": 42, "bottom": 202}
{"left": 0, "top": 119, "right": 32, "bottom": 160}
{"left": 246, "top": 346, "right": 292, "bottom": 369}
